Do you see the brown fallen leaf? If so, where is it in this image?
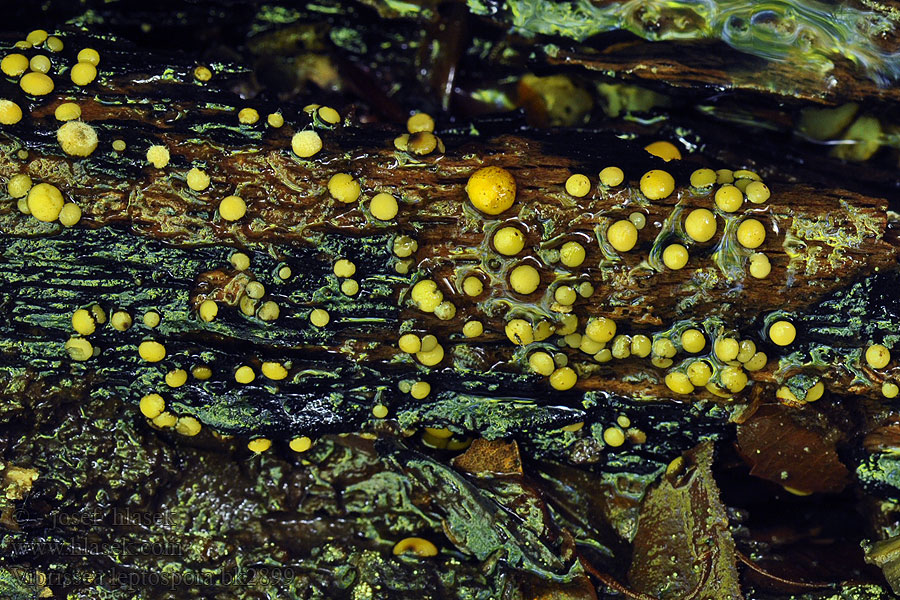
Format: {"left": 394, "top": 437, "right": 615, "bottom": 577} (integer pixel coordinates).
{"left": 628, "top": 442, "right": 743, "bottom": 600}
{"left": 451, "top": 438, "right": 523, "bottom": 476}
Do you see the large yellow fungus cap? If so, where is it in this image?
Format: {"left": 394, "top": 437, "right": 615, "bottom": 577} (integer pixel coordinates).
{"left": 27, "top": 183, "right": 65, "bottom": 222}
{"left": 57, "top": 121, "right": 98, "bottom": 157}
{"left": 466, "top": 166, "right": 516, "bottom": 215}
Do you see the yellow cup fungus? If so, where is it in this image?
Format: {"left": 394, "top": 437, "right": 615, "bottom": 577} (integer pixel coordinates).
{"left": 662, "top": 244, "right": 688, "bottom": 270}
{"left": 8, "top": 174, "right": 32, "bottom": 198}
{"left": 505, "top": 319, "right": 534, "bottom": 345}
{"left": 714, "top": 185, "right": 743, "bottom": 212}
{"left": 340, "top": 279, "right": 359, "bottom": 296}
{"left": 146, "top": 145, "right": 170, "bottom": 168}
{"left": 193, "top": 65, "right": 212, "bottom": 81}
{"left": 665, "top": 372, "right": 694, "bottom": 394}
{"left": 549, "top": 367, "right": 577, "bottom": 390}
{"left": 77, "top": 48, "right": 100, "bottom": 66}
{"left": 883, "top": 382, "right": 899, "bottom": 399}
{"left": 1, "top": 53, "right": 29, "bottom": 77}
{"left": 681, "top": 328, "right": 706, "bottom": 353}
{"left": 509, "top": 264, "right": 540, "bottom": 294}
{"left": 139, "top": 393, "right": 165, "bottom": 419}
{"left": 70, "top": 62, "right": 97, "bottom": 86}
{"left": 720, "top": 366, "right": 748, "bottom": 393}
{"left": 745, "top": 181, "right": 770, "bottom": 204}
{"left": 235, "top": 365, "right": 255, "bottom": 384}
{"left": 554, "top": 286, "right": 577, "bottom": 306}
{"left": 327, "top": 173, "right": 360, "bottom": 204}
{"left": 687, "top": 360, "right": 712, "bottom": 386}
{"left": 0, "top": 99, "right": 22, "bottom": 124}
{"left": 410, "top": 381, "right": 431, "bottom": 399}
{"left": 138, "top": 340, "right": 166, "bottom": 362}
{"left": 290, "top": 436, "right": 313, "bottom": 452}
{"left": 603, "top": 427, "right": 626, "bottom": 447}
{"left": 407, "top": 131, "right": 437, "bottom": 155}
{"left": 58, "top": 203, "right": 82, "bottom": 227}
{"left": 407, "top": 112, "right": 435, "bottom": 133}
{"left": 176, "top": 416, "right": 202, "bottom": 436}
{"left": 110, "top": 310, "right": 132, "bottom": 331}
{"left": 559, "top": 241, "right": 585, "bottom": 267}
{"left": 749, "top": 253, "right": 771, "bottom": 279}
{"left": 238, "top": 107, "right": 259, "bottom": 124}
{"left": 112, "top": 139, "right": 126, "bottom": 151}
{"left": 54, "top": 102, "right": 81, "bottom": 121}
{"left": 192, "top": 365, "right": 212, "bottom": 380}
{"left": 57, "top": 121, "right": 98, "bottom": 157}
{"left": 26, "top": 29, "right": 48, "bottom": 45}
{"left": 46, "top": 36, "right": 64, "bottom": 52}
{"left": 714, "top": 337, "right": 740, "bottom": 362}
{"left": 65, "top": 337, "right": 94, "bottom": 361}
{"left": 416, "top": 343, "right": 445, "bottom": 366}
{"left": 370, "top": 192, "right": 399, "bottom": 220}
{"left": 744, "top": 351, "right": 768, "bottom": 371}
{"left": 153, "top": 412, "right": 177, "bottom": 428}
{"left": 462, "top": 276, "right": 483, "bottom": 297}
{"left": 644, "top": 141, "right": 681, "bottom": 162}
{"left": 292, "top": 130, "right": 322, "bottom": 158}
{"left": 20, "top": 72, "right": 54, "bottom": 95}
{"left": 198, "top": 300, "right": 218, "bottom": 322}
{"left": 318, "top": 106, "right": 340, "bottom": 124}
{"left": 310, "top": 308, "right": 330, "bottom": 327}
{"left": 493, "top": 226, "right": 525, "bottom": 256}
{"left": 186, "top": 168, "right": 210, "bottom": 191}
{"left": 690, "top": 168, "right": 716, "bottom": 188}
{"left": 247, "top": 438, "right": 272, "bottom": 453}
{"left": 72, "top": 308, "right": 96, "bottom": 335}
{"left": 866, "top": 344, "right": 891, "bottom": 369}
{"left": 393, "top": 537, "right": 438, "bottom": 557}
{"left": 219, "top": 195, "right": 247, "bottom": 221}
{"left": 599, "top": 166, "right": 624, "bottom": 187}
{"left": 267, "top": 112, "right": 284, "bottom": 128}
{"left": 230, "top": 252, "right": 250, "bottom": 271}
{"left": 684, "top": 209, "right": 717, "bottom": 242}
{"left": 411, "top": 279, "right": 443, "bottom": 312}
{"left": 606, "top": 219, "right": 638, "bottom": 252}
{"left": 629, "top": 212, "right": 647, "bottom": 230}
{"left": 462, "top": 320, "right": 483, "bottom": 338}
{"left": 465, "top": 166, "right": 516, "bottom": 215}
{"left": 631, "top": 334, "right": 652, "bottom": 357}
{"left": 26, "top": 183, "right": 65, "bottom": 222}
{"left": 261, "top": 361, "right": 289, "bottom": 380}
{"left": 528, "top": 351, "right": 555, "bottom": 376}
{"left": 565, "top": 174, "right": 591, "bottom": 197}
{"left": 398, "top": 333, "right": 422, "bottom": 354}
{"left": 165, "top": 369, "right": 188, "bottom": 388}
{"left": 737, "top": 218, "right": 766, "bottom": 249}
{"left": 639, "top": 169, "right": 675, "bottom": 200}
{"left": 585, "top": 317, "right": 616, "bottom": 343}
{"left": 768, "top": 320, "right": 796, "bottom": 346}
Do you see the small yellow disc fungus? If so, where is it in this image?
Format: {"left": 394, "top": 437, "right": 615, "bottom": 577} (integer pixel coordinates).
{"left": 805, "top": 381, "right": 825, "bottom": 402}
{"left": 146, "top": 145, "right": 170, "bottom": 168}
{"left": 733, "top": 169, "right": 760, "bottom": 181}
{"left": 687, "top": 360, "right": 712, "bottom": 386}
{"left": 65, "top": 336, "right": 94, "bottom": 361}
{"left": 554, "top": 285, "right": 577, "bottom": 306}
{"left": 340, "top": 279, "right": 359, "bottom": 296}
{"left": 393, "top": 134, "right": 409, "bottom": 151}
{"left": 465, "top": 166, "right": 516, "bottom": 215}
{"left": 737, "top": 218, "right": 766, "bottom": 249}
{"left": 565, "top": 174, "right": 591, "bottom": 197}
{"left": 110, "top": 311, "right": 132, "bottom": 331}
{"left": 603, "top": 427, "right": 626, "bottom": 447}
{"left": 54, "top": 102, "right": 81, "bottom": 121}
{"left": 652, "top": 338, "right": 677, "bottom": 359}
{"left": 714, "top": 337, "right": 740, "bottom": 362}
{"left": 18, "top": 198, "right": 31, "bottom": 214}
{"left": 290, "top": 436, "right": 313, "bottom": 452}
{"left": 57, "top": 121, "right": 98, "bottom": 157}
{"left": 557, "top": 316, "right": 577, "bottom": 337}
{"left": 662, "top": 244, "right": 689, "bottom": 270}
{"left": 193, "top": 65, "right": 212, "bottom": 81}
{"left": 46, "top": 36, "right": 64, "bottom": 52}
{"left": 714, "top": 184, "right": 743, "bottom": 212}
{"left": 199, "top": 300, "right": 218, "bottom": 322}
{"left": 393, "top": 537, "right": 438, "bottom": 557}
{"left": 768, "top": 320, "right": 796, "bottom": 346}
{"left": 145, "top": 312, "right": 161, "bottom": 328}
{"left": 192, "top": 365, "right": 212, "bottom": 380}
{"left": 736, "top": 340, "right": 757, "bottom": 363}
{"left": 462, "top": 320, "right": 483, "bottom": 338}
{"left": 580, "top": 336, "right": 603, "bottom": 354}
{"left": 0, "top": 99, "right": 22, "bottom": 125}
{"left": 410, "top": 381, "right": 431, "bottom": 399}
{"left": 528, "top": 351, "right": 555, "bottom": 376}
{"left": 138, "top": 340, "right": 166, "bottom": 362}
{"left": 585, "top": 318, "right": 616, "bottom": 343}
{"left": 318, "top": 106, "right": 340, "bottom": 124}
{"left": 398, "top": 333, "right": 422, "bottom": 354}
{"left": 745, "top": 181, "right": 770, "bottom": 204}
{"left": 112, "top": 139, "right": 126, "bottom": 151}
{"left": 681, "top": 328, "right": 706, "bottom": 353}
{"left": 631, "top": 334, "right": 652, "bottom": 358}
{"left": 165, "top": 369, "right": 188, "bottom": 388}
{"left": 866, "top": 344, "right": 891, "bottom": 369}
{"left": 629, "top": 212, "right": 647, "bottom": 230}
{"left": 237, "top": 107, "right": 259, "bottom": 124}
{"left": 1, "top": 53, "right": 29, "bottom": 76}
{"left": 247, "top": 438, "right": 271, "bottom": 453}
{"left": 505, "top": 319, "right": 534, "bottom": 346}
{"left": 267, "top": 112, "right": 284, "bottom": 128}
{"left": 690, "top": 168, "right": 716, "bottom": 188}
{"left": 433, "top": 301, "right": 456, "bottom": 321}
{"left": 27, "top": 183, "right": 65, "bottom": 222}
{"left": 258, "top": 301, "right": 280, "bottom": 322}
{"left": 139, "top": 393, "right": 165, "bottom": 419}
{"left": 246, "top": 281, "right": 266, "bottom": 299}
{"left": 749, "top": 253, "right": 771, "bottom": 279}
{"left": 411, "top": 279, "right": 443, "bottom": 312}
{"left": 493, "top": 226, "right": 525, "bottom": 256}
{"left": 606, "top": 220, "right": 638, "bottom": 252}
{"left": 70, "top": 62, "right": 97, "bottom": 86}
{"left": 370, "top": 192, "right": 398, "bottom": 220}
{"left": 327, "top": 173, "right": 360, "bottom": 204}
{"left": 559, "top": 241, "right": 585, "bottom": 267}
{"left": 261, "top": 361, "right": 288, "bottom": 380}
{"left": 462, "top": 276, "right": 483, "bottom": 297}
{"left": 407, "top": 112, "right": 435, "bottom": 133}
{"left": 219, "top": 195, "right": 247, "bottom": 221}
{"left": 175, "top": 416, "right": 202, "bottom": 436}
{"left": 72, "top": 308, "right": 96, "bottom": 335}
{"left": 549, "top": 367, "right": 577, "bottom": 390}
{"left": 883, "top": 382, "right": 899, "bottom": 399}
{"left": 509, "top": 264, "right": 540, "bottom": 294}
{"left": 26, "top": 29, "right": 48, "bottom": 45}
{"left": 639, "top": 169, "right": 675, "bottom": 200}
{"left": 393, "top": 235, "right": 418, "bottom": 257}
{"left": 235, "top": 365, "right": 255, "bottom": 384}
{"left": 278, "top": 265, "right": 292, "bottom": 280}
{"left": 20, "top": 71, "right": 54, "bottom": 95}
{"left": 77, "top": 48, "right": 100, "bottom": 66}
{"left": 599, "top": 166, "right": 624, "bottom": 187}
{"left": 644, "top": 141, "right": 681, "bottom": 162}
{"left": 407, "top": 131, "right": 437, "bottom": 154}
{"left": 186, "top": 168, "right": 210, "bottom": 191}
{"left": 720, "top": 366, "right": 748, "bottom": 393}
{"left": 8, "top": 174, "right": 32, "bottom": 198}
{"left": 684, "top": 209, "right": 717, "bottom": 242}
{"left": 310, "top": 308, "right": 330, "bottom": 327}
{"left": 152, "top": 412, "right": 177, "bottom": 428}
{"left": 372, "top": 404, "right": 389, "bottom": 418}
{"left": 665, "top": 372, "right": 694, "bottom": 395}
{"left": 744, "top": 351, "right": 768, "bottom": 371}
{"left": 716, "top": 169, "right": 734, "bottom": 184}
{"left": 230, "top": 252, "right": 250, "bottom": 271}
{"left": 416, "top": 343, "right": 444, "bottom": 366}
{"left": 292, "top": 130, "right": 322, "bottom": 158}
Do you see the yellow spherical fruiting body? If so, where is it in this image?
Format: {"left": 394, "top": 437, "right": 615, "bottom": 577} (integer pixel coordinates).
{"left": 599, "top": 166, "right": 624, "bottom": 186}
{"left": 681, "top": 328, "right": 706, "bottom": 353}
{"left": 585, "top": 317, "right": 616, "bottom": 343}
{"left": 528, "top": 351, "right": 555, "bottom": 376}
{"left": 327, "top": 173, "right": 360, "bottom": 204}
{"left": 247, "top": 438, "right": 271, "bottom": 453}
{"left": 219, "top": 195, "right": 247, "bottom": 221}
{"left": 333, "top": 258, "right": 356, "bottom": 278}
{"left": 57, "top": 121, "right": 98, "bottom": 157}
{"left": 70, "top": 62, "right": 97, "bottom": 86}
{"left": 883, "top": 382, "right": 899, "bottom": 399}
{"left": 505, "top": 319, "right": 534, "bottom": 346}
{"left": 606, "top": 220, "right": 638, "bottom": 252}
{"left": 27, "top": 183, "right": 65, "bottom": 222}
{"left": 110, "top": 311, "right": 132, "bottom": 331}
{"left": 318, "top": 106, "right": 340, "bottom": 124}
{"left": 138, "top": 340, "right": 166, "bottom": 362}
{"left": 714, "top": 337, "right": 740, "bottom": 362}
{"left": 690, "top": 168, "right": 716, "bottom": 188}
{"left": 186, "top": 168, "right": 210, "bottom": 191}
{"left": 398, "top": 333, "right": 422, "bottom": 354}
{"left": 603, "top": 427, "right": 626, "bottom": 447}
{"left": 565, "top": 174, "right": 591, "bottom": 197}
{"left": 410, "top": 381, "right": 431, "bottom": 399}
{"left": 407, "top": 112, "right": 435, "bottom": 133}
{"left": 310, "top": 308, "right": 330, "bottom": 327}
{"left": 20, "top": 72, "right": 54, "bottom": 95}
{"left": 54, "top": 102, "right": 81, "bottom": 121}
{"left": 370, "top": 193, "right": 399, "bottom": 220}
{"left": 261, "top": 361, "right": 289, "bottom": 380}
{"left": 462, "top": 276, "right": 483, "bottom": 297}
{"left": 559, "top": 241, "right": 585, "bottom": 267}
{"left": 492, "top": 226, "right": 525, "bottom": 256}
{"left": 749, "top": 253, "right": 771, "bottom": 279}
{"left": 65, "top": 337, "right": 93, "bottom": 361}
{"left": 687, "top": 360, "right": 712, "bottom": 386}
{"left": 194, "top": 65, "right": 212, "bottom": 81}
{"left": 462, "top": 320, "right": 483, "bottom": 338}
{"left": 146, "top": 145, "right": 170, "bottom": 168}
{"left": 644, "top": 141, "right": 681, "bottom": 161}
{"left": 1, "top": 53, "right": 29, "bottom": 77}
{"left": 465, "top": 166, "right": 516, "bottom": 215}
{"left": 662, "top": 244, "right": 688, "bottom": 270}
{"left": 140, "top": 394, "right": 165, "bottom": 419}
{"left": 0, "top": 99, "right": 22, "bottom": 125}
{"left": 235, "top": 365, "right": 255, "bottom": 384}
{"left": 72, "top": 309, "right": 96, "bottom": 335}
{"left": 639, "top": 169, "right": 675, "bottom": 200}
{"left": 684, "top": 209, "right": 717, "bottom": 242}
{"left": 631, "top": 334, "right": 652, "bottom": 357}
{"left": 665, "top": 372, "right": 694, "bottom": 394}
{"left": 176, "top": 416, "right": 202, "bottom": 436}
{"left": 411, "top": 279, "right": 443, "bottom": 312}
{"left": 549, "top": 367, "right": 577, "bottom": 390}
{"left": 509, "top": 264, "right": 540, "bottom": 294}
{"left": 199, "top": 300, "right": 218, "bottom": 322}
{"left": 165, "top": 369, "right": 188, "bottom": 388}
{"left": 768, "top": 320, "right": 796, "bottom": 346}
{"left": 737, "top": 218, "right": 766, "bottom": 249}
{"left": 745, "top": 181, "right": 770, "bottom": 204}
{"left": 714, "top": 184, "right": 743, "bottom": 212}
{"left": 393, "top": 537, "right": 438, "bottom": 557}
{"left": 292, "top": 130, "right": 323, "bottom": 158}
{"left": 238, "top": 107, "right": 259, "bottom": 124}
{"left": 77, "top": 48, "right": 100, "bottom": 65}
{"left": 866, "top": 344, "right": 891, "bottom": 369}
{"left": 8, "top": 174, "right": 32, "bottom": 198}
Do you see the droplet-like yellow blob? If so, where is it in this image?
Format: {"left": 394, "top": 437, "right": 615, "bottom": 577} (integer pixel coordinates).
{"left": 744, "top": 351, "right": 767, "bottom": 371}
{"left": 462, "top": 276, "right": 483, "bottom": 297}
{"left": 77, "top": 48, "right": 100, "bottom": 65}
{"left": 72, "top": 308, "right": 96, "bottom": 335}
{"left": 186, "top": 168, "right": 210, "bottom": 191}
{"left": 639, "top": 169, "right": 675, "bottom": 200}
{"left": 370, "top": 192, "right": 398, "bottom": 220}
{"left": 745, "top": 181, "right": 770, "bottom": 204}
{"left": 292, "top": 130, "right": 323, "bottom": 158}
{"left": 714, "top": 184, "right": 743, "bottom": 212}
{"left": 416, "top": 343, "right": 444, "bottom": 366}
{"left": 112, "top": 139, "right": 126, "bottom": 152}
{"left": 138, "top": 340, "right": 166, "bottom": 362}
{"left": 410, "top": 381, "right": 431, "bottom": 399}
{"left": 559, "top": 241, "right": 585, "bottom": 267}
{"left": 606, "top": 219, "right": 638, "bottom": 252}
{"left": 0, "top": 99, "right": 23, "bottom": 125}
{"left": 749, "top": 253, "right": 771, "bottom": 279}
{"left": 687, "top": 361, "right": 712, "bottom": 386}
{"left": 333, "top": 258, "right": 356, "bottom": 278}
{"left": 152, "top": 412, "right": 177, "bottom": 428}
{"left": 398, "top": 334, "right": 422, "bottom": 354}
{"left": 235, "top": 365, "right": 256, "bottom": 384}
{"left": 1, "top": 53, "right": 29, "bottom": 77}
{"left": 805, "top": 381, "right": 825, "bottom": 402}
{"left": 261, "top": 361, "right": 288, "bottom": 380}
{"left": 266, "top": 112, "right": 284, "bottom": 128}
{"left": 57, "top": 121, "right": 98, "bottom": 157}
{"left": 247, "top": 438, "right": 271, "bottom": 453}
{"left": 8, "top": 174, "right": 32, "bottom": 198}
{"left": 110, "top": 311, "right": 132, "bottom": 331}
{"left": 631, "top": 334, "right": 652, "bottom": 357}
{"left": 585, "top": 317, "right": 616, "bottom": 343}
{"left": 768, "top": 320, "right": 796, "bottom": 346}
{"left": 737, "top": 219, "right": 766, "bottom": 249}
{"left": 20, "top": 71, "right": 54, "bottom": 95}
{"left": 465, "top": 166, "right": 516, "bottom": 215}
{"left": 599, "top": 166, "right": 624, "bottom": 187}
{"left": 27, "top": 183, "right": 65, "bottom": 222}
{"left": 65, "top": 337, "right": 93, "bottom": 361}
{"left": 407, "top": 112, "right": 434, "bottom": 133}
{"left": 681, "top": 328, "right": 706, "bottom": 353}
{"left": 684, "top": 208, "right": 717, "bottom": 242}
{"left": 866, "top": 344, "right": 891, "bottom": 369}
{"left": 550, "top": 367, "right": 577, "bottom": 390}
{"left": 165, "top": 369, "right": 188, "bottom": 388}
{"left": 462, "top": 320, "right": 483, "bottom": 338}
{"left": 290, "top": 436, "right": 313, "bottom": 452}
{"left": 662, "top": 244, "right": 688, "bottom": 270}
{"left": 54, "top": 102, "right": 81, "bottom": 121}
{"left": 603, "top": 427, "right": 626, "bottom": 447}
{"left": 194, "top": 65, "right": 212, "bottom": 81}
{"left": 176, "top": 416, "right": 202, "bottom": 436}
{"left": 644, "top": 141, "right": 681, "bottom": 162}
{"left": 146, "top": 145, "right": 170, "bottom": 168}
{"left": 199, "top": 299, "right": 218, "bottom": 322}
{"left": 883, "top": 382, "right": 899, "bottom": 399}
{"left": 318, "top": 106, "right": 340, "bottom": 124}
{"left": 70, "top": 62, "right": 97, "bottom": 86}
{"left": 505, "top": 319, "right": 534, "bottom": 346}
{"left": 565, "top": 174, "right": 591, "bottom": 197}
{"left": 714, "top": 337, "right": 740, "bottom": 362}
{"left": 238, "top": 107, "right": 259, "bottom": 124}
{"left": 529, "top": 351, "right": 555, "bottom": 376}
{"left": 665, "top": 372, "right": 694, "bottom": 394}
{"left": 720, "top": 366, "right": 748, "bottom": 393}
{"left": 493, "top": 226, "right": 525, "bottom": 256}
{"left": 690, "top": 168, "right": 716, "bottom": 188}
{"left": 554, "top": 285, "right": 577, "bottom": 306}
{"left": 393, "top": 537, "right": 438, "bottom": 557}
{"left": 509, "top": 264, "right": 540, "bottom": 294}
{"left": 411, "top": 279, "right": 443, "bottom": 312}
{"left": 219, "top": 195, "right": 247, "bottom": 221}
{"left": 310, "top": 308, "right": 330, "bottom": 327}
{"left": 327, "top": 173, "right": 360, "bottom": 204}
{"left": 140, "top": 393, "right": 165, "bottom": 419}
